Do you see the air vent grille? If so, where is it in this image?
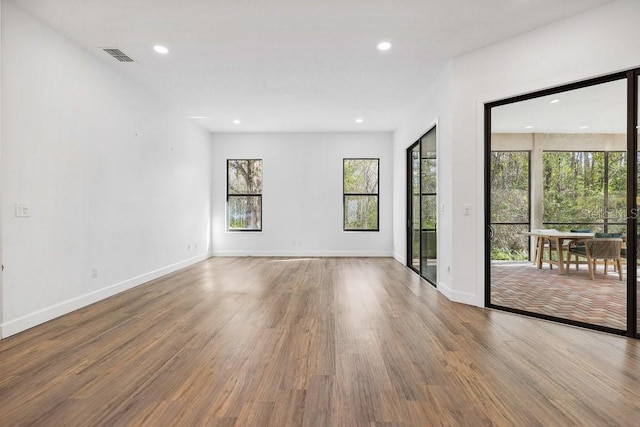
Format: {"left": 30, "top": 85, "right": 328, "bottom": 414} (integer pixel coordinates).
{"left": 102, "top": 48, "right": 135, "bottom": 62}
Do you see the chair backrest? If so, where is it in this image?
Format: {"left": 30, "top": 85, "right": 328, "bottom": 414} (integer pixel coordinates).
{"left": 586, "top": 238, "right": 623, "bottom": 259}
{"left": 594, "top": 232, "right": 622, "bottom": 238}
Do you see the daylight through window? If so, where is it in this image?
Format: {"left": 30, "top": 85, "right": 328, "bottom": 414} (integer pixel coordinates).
{"left": 343, "top": 158, "right": 379, "bottom": 231}
{"left": 227, "top": 159, "right": 262, "bottom": 231}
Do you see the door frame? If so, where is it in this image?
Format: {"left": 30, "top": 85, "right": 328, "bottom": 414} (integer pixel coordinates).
{"left": 484, "top": 69, "right": 639, "bottom": 337}
{"left": 406, "top": 125, "right": 437, "bottom": 286}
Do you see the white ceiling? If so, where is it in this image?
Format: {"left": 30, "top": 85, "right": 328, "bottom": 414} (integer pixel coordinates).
{"left": 492, "top": 78, "right": 629, "bottom": 134}
{"left": 12, "top": 0, "right": 616, "bottom": 133}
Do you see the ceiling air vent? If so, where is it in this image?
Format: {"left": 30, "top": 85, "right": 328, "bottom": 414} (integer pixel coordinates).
{"left": 102, "top": 48, "right": 135, "bottom": 63}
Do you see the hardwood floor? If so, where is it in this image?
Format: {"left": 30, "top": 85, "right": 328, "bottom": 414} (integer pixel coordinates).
{"left": 1, "top": 257, "right": 639, "bottom": 426}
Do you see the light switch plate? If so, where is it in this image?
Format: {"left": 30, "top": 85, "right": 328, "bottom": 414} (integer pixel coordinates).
{"left": 15, "top": 203, "right": 31, "bottom": 217}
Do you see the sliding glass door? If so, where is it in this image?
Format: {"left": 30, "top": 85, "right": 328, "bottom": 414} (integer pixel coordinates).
{"left": 636, "top": 73, "right": 640, "bottom": 334}
{"left": 407, "top": 126, "right": 437, "bottom": 285}
{"left": 409, "top": 143, "right": 421, "bottom": 272}
{"left": 486, "top": 75, "right": 632, "bottom": 334}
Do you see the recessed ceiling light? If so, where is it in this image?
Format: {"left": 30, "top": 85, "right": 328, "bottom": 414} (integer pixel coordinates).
{"left": 232, "top": 119, "right": 241, "bottom": 124}
{"left": 355, "top": 118, "right": 364, "bottom": 123}
{"left": 580, "top": 125, "right": 589, "bottom": 129}
{"left": 525, "top": 125, "right": 534, "bottom": 129}
{"left": 153, "top": 45, "right": 169, "bottom": 54}
{"left": 377, "top": 41, "right": 392, "bottom": 51}
{"left": 550, "top": 99, "right": 560, "bottom": 104}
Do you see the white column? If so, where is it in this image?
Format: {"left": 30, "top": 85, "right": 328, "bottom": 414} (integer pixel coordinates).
{"left": 530, "top": 134, "right": 544, "bottom": 254}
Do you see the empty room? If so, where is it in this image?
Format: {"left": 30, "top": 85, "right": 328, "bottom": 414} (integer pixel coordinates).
{"left": 1, "top": 0, "right": 640, "bottom": 425}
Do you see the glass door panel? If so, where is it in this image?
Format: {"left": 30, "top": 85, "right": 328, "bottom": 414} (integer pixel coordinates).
{"left": 488, "top": 78, "right": 628, "bottom": 332}
{"left": 637, "top": 75, "right": 640, "bottom": 334}
{"left": 407, "top": 127, "right": 437, "bottom": 286}
{"left": 421, "top": 130, "right": 437, "bottom": 283}
{"left": 409, "top": 143, "right": 421, "bottom": 271}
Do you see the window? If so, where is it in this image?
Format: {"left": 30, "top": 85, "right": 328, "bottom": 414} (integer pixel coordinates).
{"left": 227, "top": 159, "right": 262, "bottom": 231}
{"left": 343, "top": 158, "right": 379, "bottom": 231}
{"left": 490, "top": 151, "right": 530, "bottom": 261}
{"left": 543, "top": 151, "right": 626, "bottom": 234}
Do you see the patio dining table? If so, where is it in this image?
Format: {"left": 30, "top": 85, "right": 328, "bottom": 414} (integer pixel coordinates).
{"left": 523, "top": 230, "right": 595, "bottom": 275}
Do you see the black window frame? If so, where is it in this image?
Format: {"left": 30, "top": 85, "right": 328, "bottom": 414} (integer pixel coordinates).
{"left": 484, "top": 69, "right": 638, "bottom": 338}
{"left": 489, "top": 150, "right": 532, "bottom": 262}
{"left": 541, "top": 150, "right": 627, "bottom": 233}
{"left": 343, "top": 158, "right": 380, "bottom": 232}
{"left": 226, "top": 159, "right": 263, "bottom": 232}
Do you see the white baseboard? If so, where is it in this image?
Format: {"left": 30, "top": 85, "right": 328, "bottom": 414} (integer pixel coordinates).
{"left": 392, "top": 251, "right": 406, "bottom": 264}
{"left": 437, "top": 281, "right": 479, "bottom": 306}
{"left": 1, "top": 253, "right": 211, "bottom": 338}
{"left": 211, "top": 250, "right": 394, "bottom": 257}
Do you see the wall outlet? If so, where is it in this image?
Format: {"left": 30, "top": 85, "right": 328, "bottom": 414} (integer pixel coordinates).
{"left": 463, "top": 204, "right": 471, "bottom": 216}
{"left": 92, "top": 268, "right": 98, "bottom": 278}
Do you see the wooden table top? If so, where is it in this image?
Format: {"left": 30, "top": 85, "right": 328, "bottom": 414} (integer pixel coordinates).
{"left": 524, "top": 230, "right": 595, "bottom": 239}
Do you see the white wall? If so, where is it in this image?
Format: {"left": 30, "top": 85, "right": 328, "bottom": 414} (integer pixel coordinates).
{"left": 1, "top": 2, "right": 212, "bottom": 337}
{"left": 211, "top": 132, "right": 393, "bottom": 256}
{"left": 0, "top": 2, "right": 3, "bottom": 327}
{"left": 393, "top": 0, "right": 640, "bottom": 306}
{"left": 392, "top": 61, "right": 456, "bottom": 294}
{"left": 4, "top": 0, "right": 639, "bottom": 338}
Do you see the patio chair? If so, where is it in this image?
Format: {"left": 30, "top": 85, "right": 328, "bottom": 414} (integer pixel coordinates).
{"left": 566, "top": 237, "right": 623, "bottom": 281}
{"left": 566, "top": 228, "right": 592, "bottom": 271}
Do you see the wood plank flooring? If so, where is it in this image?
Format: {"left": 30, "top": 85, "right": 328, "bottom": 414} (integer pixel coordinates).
{"left": 1, "top": 257, "right": 639, "bottom": 426}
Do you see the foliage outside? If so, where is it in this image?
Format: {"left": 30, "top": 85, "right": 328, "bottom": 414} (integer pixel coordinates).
{"left": 543, "top": 152, "right": 626, "bottom": 228}
{"left": 228, "top": 159, "right": 263, "bottom": 230}
{"left": 490, "top": 150, "right": 628, "bottom": 261}
{"left": 409, "top": 142, "right": 438, "bottom": 266}
{"left": 490, "top": 152, "right": 530, "bottom": 260}
{"left": 344, "top": 159, "right": 379, "bottom": 230}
